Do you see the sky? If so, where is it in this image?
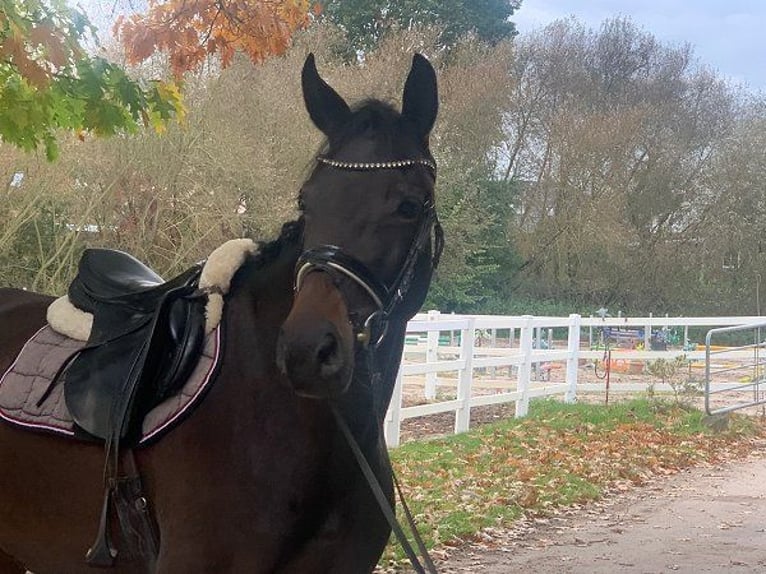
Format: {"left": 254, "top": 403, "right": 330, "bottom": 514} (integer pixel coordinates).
{"left": 78, "top": 1, "right": 766, "bottom": 92}
{"left": 512, "top": 0, "right": 766, "bottom": 92}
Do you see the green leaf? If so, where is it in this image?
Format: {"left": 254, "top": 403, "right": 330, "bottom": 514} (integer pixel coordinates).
{"left": 0, "top": 1, "right": 183, "bottom": 159}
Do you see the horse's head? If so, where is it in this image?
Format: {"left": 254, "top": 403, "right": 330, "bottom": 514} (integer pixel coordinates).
{"left": 276, "top": 53, "right": 442, "bottom": 399}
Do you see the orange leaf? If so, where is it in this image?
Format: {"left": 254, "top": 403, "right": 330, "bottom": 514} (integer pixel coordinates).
{"left": 116, "top": 0, "right": 313, "bottom": 76}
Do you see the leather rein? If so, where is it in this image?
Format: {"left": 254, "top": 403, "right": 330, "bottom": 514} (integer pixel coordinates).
{"left": 293, "top": 156, "right": 442, "bottom": 573}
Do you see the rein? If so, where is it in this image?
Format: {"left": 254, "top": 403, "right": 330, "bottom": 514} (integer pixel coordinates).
{"left": 331, "top": 404, "right": 437, "bottom": 574}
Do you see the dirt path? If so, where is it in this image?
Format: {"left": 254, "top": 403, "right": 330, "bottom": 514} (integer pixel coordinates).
{"left": 430, "top": 454, "right": 766, "bottom": 573}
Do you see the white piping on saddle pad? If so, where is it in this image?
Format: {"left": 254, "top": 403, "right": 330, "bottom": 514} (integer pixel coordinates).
{"left": 46, "top": 238, "right": 257, "bottom": 341}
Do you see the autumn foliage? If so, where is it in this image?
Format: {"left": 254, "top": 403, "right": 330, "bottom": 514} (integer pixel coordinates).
{"left": 115, "top": 0, "right": 318, "bottom": 76}
{"left": 0, "top": 6, "right": 74, "bottom": 89}
{"left": 0, "top": 1, "right": 184, "bottom": 159}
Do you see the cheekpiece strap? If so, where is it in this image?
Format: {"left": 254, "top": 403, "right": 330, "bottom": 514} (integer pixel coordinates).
{"left": 316, "top": 156, "right": 436, "bottom": 174}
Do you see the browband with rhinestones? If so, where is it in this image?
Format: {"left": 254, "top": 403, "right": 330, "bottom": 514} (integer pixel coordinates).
{"left": 316, "top": 156, "right": 436, "bottom": 174}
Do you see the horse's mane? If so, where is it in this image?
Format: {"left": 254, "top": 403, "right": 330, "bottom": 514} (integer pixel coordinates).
{"left": 247, "top": 218, "right": 304, "bottom": 272}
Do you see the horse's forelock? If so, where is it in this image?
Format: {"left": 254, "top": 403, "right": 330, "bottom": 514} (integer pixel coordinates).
{"left": 322, "top": 99, "right": 426, "bottom": 159}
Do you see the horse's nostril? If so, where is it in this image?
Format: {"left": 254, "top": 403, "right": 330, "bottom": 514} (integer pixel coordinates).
{"left": 316, "top": 333, "right": 337, "bottom": 363}
{"left": 316, "top": 332, "right": 342, "bottom": 377}
{"left": 279, "top": 320, "right": 350, "bottom": 395}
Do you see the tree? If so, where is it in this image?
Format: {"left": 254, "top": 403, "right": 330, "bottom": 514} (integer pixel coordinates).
{"left": 0, "top": 25, "right": 518, "bottom": 303}
{"left": 696, "top": 96, "right": 766, "bottom": 314}
{"left": 0, "top": 1, "right": 315, "bottom": 159}
{"left": 501, "top": 18, "right": 738, "bottom": 312}
{"left": 0, "top": 0, "right": 183, "bottom": 159}
{"left": 417, "top": 35, "right": 516, "bottom": 310}
{"left": 318, "top": 0, "right": 519, "bottom": 52}
{"left": 114, "top": 0, "right": 316, "bottom": 77}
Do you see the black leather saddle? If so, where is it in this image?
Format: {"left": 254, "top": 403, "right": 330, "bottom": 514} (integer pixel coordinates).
{"left": 63, "top": 248, "right": 207, "bottom": 444}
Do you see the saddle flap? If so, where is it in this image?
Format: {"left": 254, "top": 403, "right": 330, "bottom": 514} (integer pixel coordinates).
{"left": 64, "top": 286, "right": 207, "bottom": 443}
{"left": 65, "top": 330, "right": 151, "bottom": 440}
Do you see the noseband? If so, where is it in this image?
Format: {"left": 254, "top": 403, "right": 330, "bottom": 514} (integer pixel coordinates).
{"left": 294, "top": 156, "right": 444, "bottom": 347}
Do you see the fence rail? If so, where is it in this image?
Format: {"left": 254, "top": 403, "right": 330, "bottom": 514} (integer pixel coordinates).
{"left": 384, "top": 312, "right": 766, "bottom": 446}
{"left": 704, "top": 322, "right": 766, "bottom": 415}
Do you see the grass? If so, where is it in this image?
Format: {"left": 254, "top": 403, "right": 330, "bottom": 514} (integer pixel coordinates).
{"left": 380, "top": 397, "right": 766, "bottom": 569}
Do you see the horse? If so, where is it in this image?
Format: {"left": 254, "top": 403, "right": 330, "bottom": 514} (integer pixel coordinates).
{"left": 0, "top": 53, "right": 441, "bottom": 573}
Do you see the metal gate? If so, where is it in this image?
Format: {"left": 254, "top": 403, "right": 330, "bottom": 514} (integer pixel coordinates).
{"left": 705, "top": 321, "right": 766, "bottom": 415}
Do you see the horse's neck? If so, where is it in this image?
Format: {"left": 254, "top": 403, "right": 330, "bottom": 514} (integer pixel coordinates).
{"left": 221, "top": 240, "right": 300, "bottom": 390}
{"left": 372, "top": 321, "right": 408, "bottom": 416}
{"left": 335, "top": 319, "right": 408, "bottom": 452}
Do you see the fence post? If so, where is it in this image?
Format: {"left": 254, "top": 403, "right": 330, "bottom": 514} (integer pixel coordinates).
{"left": 533, "top": 326, "right": 541, "bottom": 380}
{"left": 645, "top": 312, "right": 652, "bottom": 350}
{"left": 385, "top": 368, "right": 405, "bottom": 447}
{"left": 454, "top": 318, "right": 475, "bottom": 434}
{"left": 516, "top": 316, "right": 534, "bottom": 418}
{"left": 566, "top": 314, "right": 581, "bottom": 403}
{"left": 489, "top": 328, "right": 497, "bottom": 378}
{"left": 509, "top": 328, "right": 516, "bottom": 378}
{"left": 424, "top": 310, "right": 440, "bottom": 400}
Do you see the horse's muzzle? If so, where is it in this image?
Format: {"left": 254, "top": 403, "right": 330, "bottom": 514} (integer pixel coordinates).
{"left": 277, "top": 272, "right": 354, "bottom": 398}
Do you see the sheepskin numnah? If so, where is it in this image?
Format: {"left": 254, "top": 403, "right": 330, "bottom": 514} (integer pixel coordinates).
{"left": 47, "top": 238, "right": 257, "bottom": 341}
{"left": 0, "top": 325, "right": 221, "bottom": 445}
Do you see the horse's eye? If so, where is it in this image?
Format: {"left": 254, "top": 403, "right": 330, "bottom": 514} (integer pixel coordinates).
{"left": 397, "top": 199, "right": 422, "bottom": 220}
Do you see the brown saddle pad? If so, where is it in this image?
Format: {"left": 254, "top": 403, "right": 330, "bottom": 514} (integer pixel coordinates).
{"left": 0, "top": 325, "right": 221, "bottom": 444}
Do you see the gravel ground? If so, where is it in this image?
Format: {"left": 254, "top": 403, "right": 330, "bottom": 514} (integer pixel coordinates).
{"left": 423, "top": 451, "right": 766, "bottom": 573}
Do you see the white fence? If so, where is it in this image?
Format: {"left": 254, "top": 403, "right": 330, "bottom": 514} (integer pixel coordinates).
{"left": 384, "top": 312, "right": 766, "bottom": 446}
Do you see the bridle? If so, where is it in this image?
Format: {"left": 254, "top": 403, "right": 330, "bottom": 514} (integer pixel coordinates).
{"left": 292, "top": 155, "right": 443, "bottom": 573}
{"left": 294, "top": 156, "right": 444, "bottom": 348}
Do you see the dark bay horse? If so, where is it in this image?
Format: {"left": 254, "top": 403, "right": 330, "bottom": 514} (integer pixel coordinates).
{"left": 0, "top": 53, "right": 441, "bottom": 573}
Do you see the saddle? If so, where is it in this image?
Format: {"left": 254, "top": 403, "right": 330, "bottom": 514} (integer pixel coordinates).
{"left": 59, "top": 248, "right": 208, "bottom": 567}
{"left": 64, "top": 248, "right": 207, "bottom": 443}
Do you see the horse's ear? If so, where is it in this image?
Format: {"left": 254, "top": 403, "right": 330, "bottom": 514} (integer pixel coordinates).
{"left": 402, "top": 54, "right": 438, "bottom": 142}
{"left": 302, "top": 53, "right": 351, "bottom": 140}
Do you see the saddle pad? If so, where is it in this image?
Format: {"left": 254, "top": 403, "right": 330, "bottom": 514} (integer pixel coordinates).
{"left": 0, "top": 325, "right": 221, "bottom": 445}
